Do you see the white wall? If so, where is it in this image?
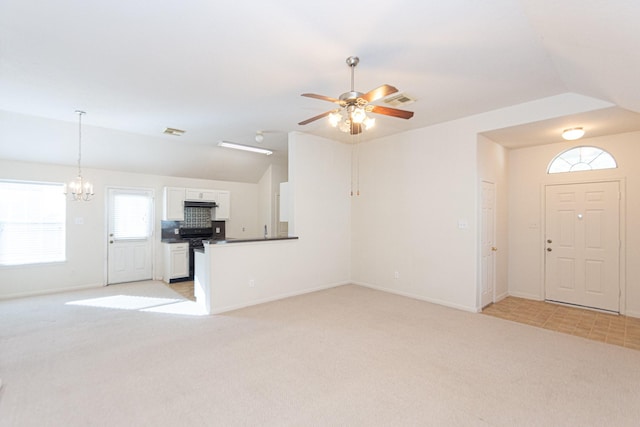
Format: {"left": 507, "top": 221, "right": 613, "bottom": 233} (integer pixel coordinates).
{"left": 0, "top": 158, "right": 259, "bottom": 299}
{"left": 477, "top": 135, "right": 509, "bottom": 302}
{"left": 288, "top": 132, "right": 352, "bottom": 284}
{"left": 350, "top": 93, "right": 614, "bottom": 312}
{"left": 351, "top": 122, "right": 480, "bottom": 311}
{"left": 507, "top": 131, "right": 640, "bottom": 317}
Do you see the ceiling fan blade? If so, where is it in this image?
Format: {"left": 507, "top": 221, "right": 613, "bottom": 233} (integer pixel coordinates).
{"left": 301, "top": 93, "right": 341, "bottom": 104}
{"left": 369, "top": 105, "right": 414, "bottom": 119}
{"left": 298, "top": 110, "right": 335, "bottom": 126}
{"left": 360, "top": 84, "right": 398, "bottom": 103}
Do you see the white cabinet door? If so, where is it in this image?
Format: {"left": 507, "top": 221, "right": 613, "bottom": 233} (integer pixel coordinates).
{"left": 163, "top": 187, "right": 185, "bottom": 220}
{"left": 164, "top": 243, "right": 189, "bottom": 282}
{"left": 215, "top": 190, "right": 230, "bottom": 220}
{"left": 185, "top": 188, "right": 217, "bottom": 202}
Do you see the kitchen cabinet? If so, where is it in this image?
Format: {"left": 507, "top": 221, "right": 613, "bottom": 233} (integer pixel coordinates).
{"left": 163, "top": 242, "right": 189, "bottom": 282}
{"left": 185, "top": 188, "right": 217, "bottom": 202}
{"left": 163, "top": 187, "right": 185, "bottom": 221}
{"left": 214, "top": 190, "right": 230, "bottom": 220}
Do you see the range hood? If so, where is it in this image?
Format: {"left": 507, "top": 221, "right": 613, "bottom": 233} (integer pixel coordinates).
{"left": 184, "top": 201, "right": 218, "bottom": 208}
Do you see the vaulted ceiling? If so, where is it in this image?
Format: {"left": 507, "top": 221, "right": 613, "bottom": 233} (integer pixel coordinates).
{"left": 1, "top": 1, "right": 639, "bottom": 182}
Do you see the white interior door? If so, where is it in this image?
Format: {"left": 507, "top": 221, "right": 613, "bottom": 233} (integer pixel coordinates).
{"left": 545, "top": 181, "right": 620, "bottom": 312}
{"left": 107, "top": 188, "right": 153, "bottom": 284}
{"left": 480, "top": 181, "right": 496, "bottom": 308}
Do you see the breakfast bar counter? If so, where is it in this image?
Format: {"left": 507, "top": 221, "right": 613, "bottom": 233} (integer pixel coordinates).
{"left": 194, "top": 236, "right": 301, "bottom": 314}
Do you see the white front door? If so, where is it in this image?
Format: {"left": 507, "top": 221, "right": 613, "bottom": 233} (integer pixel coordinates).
{"left": 107, "top": 188, "right": 154, "bottom": 284}
{"left": 480, "top": 181, "right": 496, "bottom": 308}
{"left": 545, "top": 181, "right": 620, "bottom": 312}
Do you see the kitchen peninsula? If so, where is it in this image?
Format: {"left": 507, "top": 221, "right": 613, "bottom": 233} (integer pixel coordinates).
{"left": 194, "top": 236, "right": 299, "bottom": 314}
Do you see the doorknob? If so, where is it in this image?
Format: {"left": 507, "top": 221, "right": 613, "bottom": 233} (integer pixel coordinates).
{"left": 110, "top": 240, "right": 114, "bottom": 244}
{"left": 547, "top": 248, "right": 552, "bottom": 252}
{"left": 547, "top": 239, "right": 552, "bottom": 244}
{"left": 491, "top": 247, "right": 497, "bottom": 252}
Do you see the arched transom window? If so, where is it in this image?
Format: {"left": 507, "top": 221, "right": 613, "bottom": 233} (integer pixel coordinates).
{"left": 548, "top": 146, "right": 617, "bottom": 174}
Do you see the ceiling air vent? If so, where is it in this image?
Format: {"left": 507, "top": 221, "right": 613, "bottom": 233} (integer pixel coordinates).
{"left": 383, "top": 92, "right": 416, "bottom": 107}
{"left": 163, "top": 127, "right": 186, "bottom": 136}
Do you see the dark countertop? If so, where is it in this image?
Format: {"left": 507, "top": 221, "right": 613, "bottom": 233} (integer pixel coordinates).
{"left": 204, "top": 236, "right": 299, "bottom": 245}
{"left": 161, "top": 238, "right": 186, "bottom": 243}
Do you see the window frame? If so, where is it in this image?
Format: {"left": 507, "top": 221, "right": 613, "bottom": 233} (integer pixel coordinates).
{"left": 547, "top": 145, "right": 617, "bottom": 174}
{"left": 0, "top": 180, "right": 67, "bottom": 267}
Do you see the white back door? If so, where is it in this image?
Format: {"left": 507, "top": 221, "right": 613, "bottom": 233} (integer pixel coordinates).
{"left": 480, "top": 181, "right": 496, "bottom": 308}
{"left": 107, "top": 188, "right": 153, "bottom": 284}
{"left": 545, "top": 181, "right": 620, "bottom": 312}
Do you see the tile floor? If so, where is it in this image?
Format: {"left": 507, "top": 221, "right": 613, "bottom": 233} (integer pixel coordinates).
{"left": 483, "top": 296, "right": 640, "bottom": 351}
{"left": 167, "top": 280, "right": 195, "bottom": 301}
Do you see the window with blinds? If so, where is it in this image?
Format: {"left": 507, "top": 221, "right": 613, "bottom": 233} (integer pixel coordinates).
{"left": 0, "top": 181, "right": 66, "bottom": 266}
{"left": 111, "top": 191, "right": 152, "bottom": 240}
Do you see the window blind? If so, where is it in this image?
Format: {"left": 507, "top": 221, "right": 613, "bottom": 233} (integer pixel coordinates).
{"left": 111, "top": 192, "right": 151, "bottom": 240}
{"left": 0, "top": 181, "right": 66, "bottom": 265}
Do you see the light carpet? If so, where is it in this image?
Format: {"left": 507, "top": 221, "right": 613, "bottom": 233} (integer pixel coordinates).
{"left": 1, "top": 281, "right": 639, "bottom": 426}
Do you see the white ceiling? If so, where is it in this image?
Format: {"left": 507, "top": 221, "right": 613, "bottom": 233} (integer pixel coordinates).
{"left": 1, "top": 0, "right": 640, "bottom": 182}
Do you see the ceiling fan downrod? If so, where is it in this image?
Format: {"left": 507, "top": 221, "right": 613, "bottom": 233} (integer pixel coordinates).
{"left": 346, "top": 56, "right": 359, "bottom": 92}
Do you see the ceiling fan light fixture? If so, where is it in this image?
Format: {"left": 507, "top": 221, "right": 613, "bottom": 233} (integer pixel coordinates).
{"left": 363, "top": 116, "right": 375, "bottom": 130}
{"left": 329, "top": 112, "right": 342, "bottom": 127}
{"left": 562, "top": 127, "right": 585, "bottom": 140}
{"left": 299, "top": 56, "right": 414, "bottom": 135}
{"left": 351, "top": 107, "right": 367, "bottom": 124}
{"left": 338, "top": 119, "right": 351, "bottom": 133}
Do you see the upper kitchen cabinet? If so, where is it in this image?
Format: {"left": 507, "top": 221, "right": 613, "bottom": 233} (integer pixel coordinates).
{"left": 185, "top": 188, "right": 217, "bottom": 202}
{"left": 214, "top": 191, "right": 230, "bottom": 220}
{"left": 163, "top": 187, "right": 185, "bottom": 221}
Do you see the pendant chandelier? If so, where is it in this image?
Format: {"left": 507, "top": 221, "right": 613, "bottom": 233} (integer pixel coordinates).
{"left": 64, "top": 110, "right": 94, "bottom": 201}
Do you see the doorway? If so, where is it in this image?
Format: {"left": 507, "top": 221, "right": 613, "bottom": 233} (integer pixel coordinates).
{"left": 544, "top": 181, "right": 620, "bottom": 312}
{"left": 107, "top": 188, "right": 154, "bottom": 284}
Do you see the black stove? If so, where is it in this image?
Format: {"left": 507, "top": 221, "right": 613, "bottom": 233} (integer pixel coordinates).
{"left": 179, "top": 227, "right": 213, "bottom": 278}
{"left": 180, "top": 228, "right": 213, "bottom": 247}
{"left": 177, "top": 224, "right": 225, "bottom": 279}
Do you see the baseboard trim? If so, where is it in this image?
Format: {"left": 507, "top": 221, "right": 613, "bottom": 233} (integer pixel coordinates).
{"left": 494, "top": 291, "right": 509, "bottom": 303}
{"left": 209, "top": 281, "right": 350, "bottom": 315}
{"left": 0, "top": 282, "right": 104, "bottom": 301}
{"left": 507, "top": 291, "right": 543, "bottom": 301}
{"left": 624, "top": 309, "right": 640, "bottom": 319}
{"left": 352, "top": 281, "right": 479, "bottom": 313}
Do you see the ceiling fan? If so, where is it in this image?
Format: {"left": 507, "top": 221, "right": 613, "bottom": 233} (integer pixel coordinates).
{"left": 298, "top": 56, "right": 414, "bottom": 135}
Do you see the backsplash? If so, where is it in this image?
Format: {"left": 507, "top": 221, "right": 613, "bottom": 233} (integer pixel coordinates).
{"left": 183, "top": 207, "right": 212, "bottom": 228}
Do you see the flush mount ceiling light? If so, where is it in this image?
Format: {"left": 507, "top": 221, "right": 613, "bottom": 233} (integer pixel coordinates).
{"left": 64, "top": 110, "right": 94, "bottom": 201}
{"left": 298, "top": 56, "right": 414, "bottom": 135}
{"left": 218, "top": 141, "right": 273, "bottom": 156}
{"left": 562, "top": 127, "right": 585, "bottom": 141}
{"left": 163, "top": 127, "right": 185, "bottom": 136}
{"left": 255, "top": 131, "right": 264, "bottom": 143}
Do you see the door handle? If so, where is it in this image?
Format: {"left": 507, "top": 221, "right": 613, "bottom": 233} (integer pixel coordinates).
{"left": 547, "top": 239, "right": 552, "bottom": 244}
{"left": 110, "top": 240, "right": 114, "bottom": 244}
{"left": 491, "top": 247, "right": 497, "bottom": 252}
{"left": 547, "top": 248, "right": 552, "bottom": 252}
